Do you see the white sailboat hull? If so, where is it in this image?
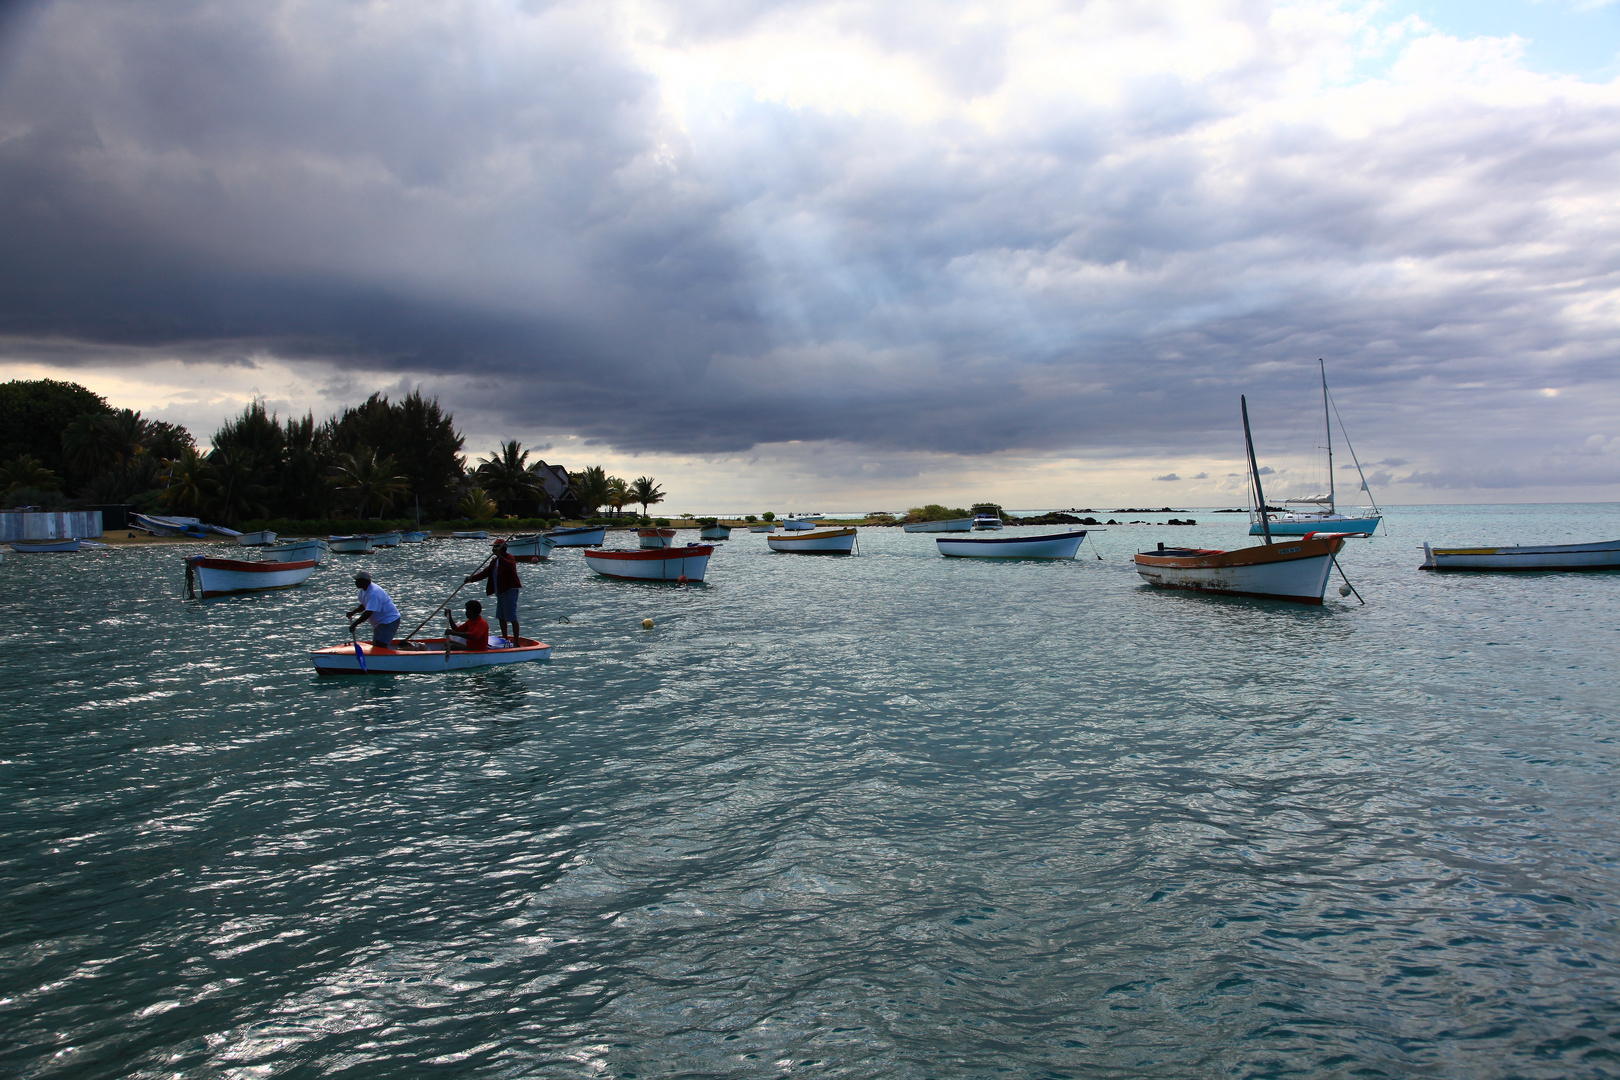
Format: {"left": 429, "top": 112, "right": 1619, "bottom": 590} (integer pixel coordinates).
{"left": 1251, "top": 514, "right": 1380, "bottom": 536}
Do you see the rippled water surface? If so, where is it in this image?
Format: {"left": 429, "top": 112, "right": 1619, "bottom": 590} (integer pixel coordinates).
{"left": 3, "top": 505, "right": 1619, "bottom": 1078}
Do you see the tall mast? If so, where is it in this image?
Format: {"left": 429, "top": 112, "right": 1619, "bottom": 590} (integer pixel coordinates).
{"left": 1242, "top": 395, "right": 1272, "bottom": 545}
{"left": 1320, "top": 358, "right": 1334, "bottom": 514}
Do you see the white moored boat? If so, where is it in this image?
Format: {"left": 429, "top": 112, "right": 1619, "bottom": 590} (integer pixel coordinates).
{"left": 1134, "top": 396, "right": 1352, "bottom": 606}
{"left": 400, "top": 530, "right": 428, "bottom": 543}
{"left": 1421, "top": 539, "right": 1620, "bottom": 572}
{"left": 310, "top": 636, "right": 552, "bottom": 674}
{"left": 903, "top": 518, "right": 974, "bottom": 533}
{"left": 638, "top": 527, "right": 678, "bottom": 549}
{"left": 767, "top": 528, "right": 857, "bottom": 554}
{"left": 780, "top": 517, "right": 818, "bottom": 531}
{"left": 583, "top": 544, "right": 714, "bottom": 582}
{"left": 8, "top": 538, "right": 82, "bottom": 552}
{"left": 503, "top": 534, "right": 556, "bottom": 561}
{"left": 263, "top": 539, "right": 328, "bottom": 563}
{"left": 749, "top": 523, "right": 777, "bottom": 533}
{"left": 186, "top": 555, "right": 318, "bottom": 599}
{"left": 235, "top": 530, "right": 278, "bottom": 546}
{"left": 700, "top": 524, "right": 732, "bottom": 540}
{"left": 1250, "top": 361, "right": 1383, "bottom": 537}
{"left": 371, "top": 530, "right": 402, "bottom": 547}
{"left": 328, "top": 534, "right": 374, "bottom": 554}
{"left": 545, "top": 526, "right": 606, "bottom": 546}
{"left": 937, "top": 530, "right": 1087, "bottom": 559}
{"left": 451, "top": 529, "right": 489, "bottom": 540}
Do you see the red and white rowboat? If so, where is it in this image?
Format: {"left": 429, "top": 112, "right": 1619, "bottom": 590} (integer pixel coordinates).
{"left": 638, "top": 527, "right": 678, "bottom": 549}
{"left": 310, "top": 636, "right": 552, "bottom": 674}
{"left": 1133, "top": 534, "right": 1347, "bottom": 605}
{"left": 186, "top": 555, "right": 318, "bottom": 599}
{"left": 583, "top": 544, "right": 714, "bottom": 581}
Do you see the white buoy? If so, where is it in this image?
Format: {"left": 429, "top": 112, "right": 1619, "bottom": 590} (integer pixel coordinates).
{"left": 1339, "top": 583, "right": 1352, "bottom": 596}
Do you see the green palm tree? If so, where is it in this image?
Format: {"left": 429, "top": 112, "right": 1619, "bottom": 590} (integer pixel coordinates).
{"left": 458, "top": 485, "right": 497, "bottom": 518}
{"left": 570, "top": 465, "right": 612, "bottom": 517}
{"left": 630, "top": 476, "right": 665, "bottom": 517}
{"left": 0, "top": 455, "right": 60, "bottom": 493}
{"left": 474, "top": 440, "right": 543, "bottom": 514}
{"left": 161, "top": 448, "right": 219, "bottom": 515}
{"left": 605, "top": 476, "right": 630, "bottom": 518}
{"left": 329, "top": 446, "right": 410, "bottom": 517}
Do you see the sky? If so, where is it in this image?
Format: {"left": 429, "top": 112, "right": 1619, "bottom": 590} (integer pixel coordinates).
{"left": 0, "top": 0, "right": 1617, "bottom": 513}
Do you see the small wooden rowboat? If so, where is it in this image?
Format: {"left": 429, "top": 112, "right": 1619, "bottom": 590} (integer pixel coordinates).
{"left": 8, "top": 538, "right": 82, "bottom": 552}
{"left": 638, "top": 527, "right": 677, "bottom": 549}
{"left": 371, "top": 530, "right": 402, "bottom": 547}
{"left": 748, "top": 523, "right": 777, "bottom": 533}
{"left": 186, "top": 555, "right": 318, "bottom": 598}
{"left": 451, "top": 529, "right": 490, "bottom": 540}
{"left": 545, "top": 526, "right": 606, "bottom": 546}
{"left": 263, "top": 538, "right": 328, "bottom": 563}
{"left": 400, "top": 531, "right": 428, "bottom": 543}
{"left": 1421, "top": 538, "right": 1620, "bottom": 571}
{"left": 1133, "top": 534, "right": 1347, "bottom": 605}
{"left": 767, "top": 528, "right": 857, "bottom": 554}
{"left": 328, "top": 534, "right": 374, "bottom": 554}
{"left": 937, "top": 530, "right": 1087, "bottom": 559}
{"left": 780, "top": 517, "right": 817, "bottom": 531}
{"left": 235, "top": 529, "right": 278, "bottom": 546}
{"left": 583, "top": 544, "right": 714, "bottom": 581}
{"left": 903, "top": 518, "right": 973, "bottom": 533}
{"left": 503, "top": 534, "right": 556, "bottom": 561}
{"left": 310, "top": 636, "right": 552, "bottom": 674}
{"left": 699, "top": 524, "right": 732, "bottom": 540}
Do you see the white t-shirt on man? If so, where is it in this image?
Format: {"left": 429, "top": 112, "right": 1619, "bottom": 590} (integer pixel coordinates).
{"left": 358, "top": 583, "right": 400, "bottom": 625}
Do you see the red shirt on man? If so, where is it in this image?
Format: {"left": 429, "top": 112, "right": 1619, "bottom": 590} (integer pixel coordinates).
{"left": 450, "top": 615, "right": 490, "bottom": 650}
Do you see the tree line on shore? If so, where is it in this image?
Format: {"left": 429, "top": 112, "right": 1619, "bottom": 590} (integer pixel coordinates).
{"left": 0, "top": 379, "right": 666, "bottom": 526}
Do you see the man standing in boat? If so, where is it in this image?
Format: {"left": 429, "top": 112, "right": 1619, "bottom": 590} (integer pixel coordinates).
{"left": 347, "top": 571, "right": 401, "bottom": 647}
{"left": 466, "top": 539, "right": 523, "bottom": 643}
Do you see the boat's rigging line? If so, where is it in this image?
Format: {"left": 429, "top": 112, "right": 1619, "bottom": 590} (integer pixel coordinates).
{"left": 1326, "top": 386, "right": 1384, "bottom": 533}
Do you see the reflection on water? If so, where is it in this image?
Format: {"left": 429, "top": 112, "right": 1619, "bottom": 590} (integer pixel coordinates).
{"left": 1, "top": 505, "right": 1618, "bottom": 1078}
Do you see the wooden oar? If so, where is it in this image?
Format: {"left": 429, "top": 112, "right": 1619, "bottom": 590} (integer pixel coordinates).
{"left": 401, "top": 554, "right": 494, "bottom": 643}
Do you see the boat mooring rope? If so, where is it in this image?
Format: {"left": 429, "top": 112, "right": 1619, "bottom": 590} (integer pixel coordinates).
{"left": 1331, "top": 553, "right": 1365, "bottom": 605}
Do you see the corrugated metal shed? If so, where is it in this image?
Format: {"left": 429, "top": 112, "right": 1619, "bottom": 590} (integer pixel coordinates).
{"left": 0, "top": 510, "right": 105, "bottom": 541}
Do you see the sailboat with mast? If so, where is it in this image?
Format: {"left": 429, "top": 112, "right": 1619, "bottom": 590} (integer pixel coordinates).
{"left": 1250, "top": 360, "right": 1383, "bottom": 536}
{"left": 1135, "top": 396, "right": 1351, "bottom": 605}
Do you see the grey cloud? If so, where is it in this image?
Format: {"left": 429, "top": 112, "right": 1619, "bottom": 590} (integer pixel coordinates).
{"left": 1152, "top": 473, "right": 1181, "bottom": 482}
{"left": 0, "top": 0, "right": 1617, "bottom": 486}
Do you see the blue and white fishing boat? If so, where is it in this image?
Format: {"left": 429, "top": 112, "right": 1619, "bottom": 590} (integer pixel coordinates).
{"left": 400, "top": 531, "right": 428, "bottom": 543}
{"left": 8, "top": 538, "right": 82, "bottom": 552}
{"left": 135, "top": 513, "right": 210, "bottom": 539}
{"left": 544, "top": 525, "right": 606, "bottom": 546}
{"left": 1250, "top": 361, "right": 1383, "bottom": 536}
{"left": 371, "top": 530, "right": 402, "bottom": 547}
{"left": 1422, "top": 539, "right": 1620, "bottom": 571}
{"left": 700, "top": 524, "right": 732, "bottom": 540}
{"left": 781, "top": 516, "right": 818, "bottom": 531}
{"left": 262, "top": 538, "right": 328, "bottom": 563}
{"left": 328, "top": 534, "right": 374, "bottom": 554}
{"left": 938, "top": 530, "right": 1087, "bottom": 559}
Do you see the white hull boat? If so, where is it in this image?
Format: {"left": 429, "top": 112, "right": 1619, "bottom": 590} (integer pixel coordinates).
{"left": 504, "top": 534, "right": 557, "bottom": 561}
{"left": 749, "top": 523, "right": 777, "bottom": 533}
{"left": 311, "top": 636, "right": 551, "bottom": 674}
{"left": 1421, "top": 539, "right": 1620, "bottom": 571}
{"left": 1251, "top": 360, "right": 1382, "bottom": 537}
{"left": 8, "top": 538, "right": 81, "bottom": 552}
{"left": 328, "top": 535, "right": 375, "bottom": 554}
{"left": 781, "top": 518, "right": 818, "bottom": 531}
{"left": 937, "top": 530, "right": 1087, "bottom": 559}
{"left": 235, "top": 530, "right": 278, "bottom": 546}
{"left": 135, "top": 513, "right": 209, "bottom": 538}
{"left": 400, "top": 531, "right": 428, "bottom": 543}
{"left": 583, "top": 544, "right": 714, "bottom": 581}
{"left": 767, "top": 528, "right": 857, "bottom": 554}
{"left": 545, "top": 526, "right": 606, "bottom": 546}
{"left": 972, "top": 515, "right": 1003, "bottom": 530}
{"left": 1134, "top": 536, "right": 1345, "bottom": 604}
{"left": 638, "top": 528, "right": 678, "bottom": 549}
{"left": 263, "top": 539, "right": 328, "bottom": 563}
{"left": 372, "top": 530, "right": 402, "bottom": 547}
{"left": 186, "top": 555, "right": 317, "bottom": 598}
{"left": 1251, "top": 513, "right": 1380, "bottom": 536}
{"left": 451, "top": 530, "right": 489, "bottom": 540}
{"left": 700, "top": 525, "right": 732, "bottom": 540}
{"left": 903, "top": 518, "right": 974, "bottom": 533}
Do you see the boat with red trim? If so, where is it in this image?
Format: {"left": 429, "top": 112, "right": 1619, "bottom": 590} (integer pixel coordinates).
{"left": 638, "top": 527, "right": 677, "bottom": 549}
{"left": 186, "top": 555, "right": 318, "bottom": 598}
{"left": 583, "top": 543, "right": 714, "bottom": 581}
{"left": 310, "top": 636, "right": 552, "bottom": 674}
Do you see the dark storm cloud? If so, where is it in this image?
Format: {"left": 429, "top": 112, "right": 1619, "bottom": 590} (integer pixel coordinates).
{"left": 0, "top": 0, "right": 1617, "bottom": 488}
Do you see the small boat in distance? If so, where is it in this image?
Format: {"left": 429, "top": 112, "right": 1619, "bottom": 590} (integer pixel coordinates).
{"left": 583, "top": 544, "right": 714, "bottom": 582}
{"left": 451, "top": 529, "right": 490, "bottom": 540}
{"left": 135, "top": 513, "right": 209, "bottom": 538}
{"left": 263, "top": 539, "right": 328, "bottom": 563}
{"left": 904, "top": 517, "right": 974, "bottom": 533}
{"left": 767, "top": 528, "right": 857, "bottom": 554}
{"left": 235, "top": 530, "right": 278, "bottom": 546}
{"left": 781, "top": 517, "right": 818, "bottom": 531}
{"left": 371, "top": 530, "right": 402, "bottom": 547}
{"left": 400, "top": 530, "right": 428, "bottom": 543}
{"left": 1251, "top": 360, "right": 1382, "bottom": 536}
{"left": 328, "top": 535, "right": 374, "bottom": 554}
{"left": 8, "top": 538, "right": 81, "bottom": 552}
{"left": 503, "top": 534, "right": 556, "bottom": 561}
{"left": 1135, "top": 396, "right": 1350, "bottom": 605}
{"left": 937, "top": 530, "right": 1087, "bottom": 560}
{"left": 186, "top": 555, "right": 318, "bottom": 599}
{"left": 638, "top": 528, "right": 678, "bottom": 549}
{"left": 545, "top": 526, "right": 606, "bottom": 546}
{"left": 1421, "top": 539, "right": 1620, "bottom": 572}
{"left": 700, "top": 524, "right": 732, "bottom": 540}
{"left": 311, "top": 636, "right": 552, "bottom": 674}
{"left": 971, "top": 504, "right": 1004, "bottom": 530}
{"left": 749, "top": 523, "right": 777, "bottom": 533}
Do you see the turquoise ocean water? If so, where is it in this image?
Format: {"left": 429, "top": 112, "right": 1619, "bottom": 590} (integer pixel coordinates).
{"left": 2, "top": 504, "right": 1618, "bottom": 1078}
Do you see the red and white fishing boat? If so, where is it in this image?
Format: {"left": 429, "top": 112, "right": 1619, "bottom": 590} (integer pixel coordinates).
{"left": 1133, "top": 396, "right": 1353, "bottom": 606}
{"left": 310, "top": 636, "right": 552, "bottom": 674}
{"left": 767, "top": 527, "right": 857, "bottom": 554}
{"left": 186, "top": 555, "right": 318, "bottom": 599}
{"left": 583, "top": 544, "right": 714, "bottom": 581}
{"left": 638, "top": 527, "right": 677, "bottom": 549}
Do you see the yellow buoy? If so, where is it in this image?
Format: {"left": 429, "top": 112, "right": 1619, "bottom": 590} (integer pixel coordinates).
{"left": 642, "top": 618, "right": 655, "bottom": 629}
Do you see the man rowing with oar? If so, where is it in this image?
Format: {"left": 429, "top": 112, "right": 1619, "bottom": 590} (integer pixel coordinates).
{"left": 465, "top": 539, "right": 522, "bottom": 643}
{"left": 347, "top": 571, "right": 401, "bottom": 648}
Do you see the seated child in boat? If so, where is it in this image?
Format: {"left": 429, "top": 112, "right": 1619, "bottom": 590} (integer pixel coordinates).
{"left": 446, "top": 600, "right": 490, "bottom": 651}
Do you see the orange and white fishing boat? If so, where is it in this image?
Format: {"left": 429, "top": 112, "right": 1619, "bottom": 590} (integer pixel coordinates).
{"left": 310, "top": 636, "right": 551, "bottom": 674}
{"left": 1134, "top": 396, "right": 1354, "bottom": 605}
{"left": 638, "top": 527, "right": 678, "bottom": 549}
{"left": 186, "top": 555, "right": 318, "bottom": 599}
